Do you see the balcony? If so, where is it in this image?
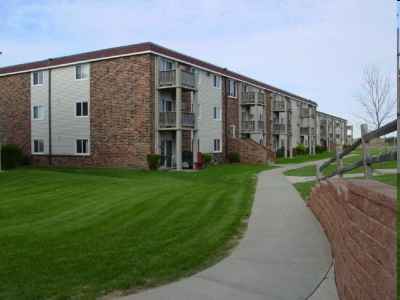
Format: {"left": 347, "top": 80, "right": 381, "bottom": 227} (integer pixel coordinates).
{"left": 300, "top": 108, "right": 309, "bottom": 118}
{"left": 159, "top": 69, "right": 196, "bottom": 90}
{"left": 335, "top": 134, "right": 341, "bottom": 138}
{"left": 159, "top": 112, "right": 195, "bottom": 128}
{"left": 258, "top": 121, "right": 265, "bottom": 132}
{"left": 320, "top": 133, "right": 327, "bottom": 139}
{"left": 320, "top": 120, "right": 327, "bottom": 126}
{"left": 287, "top": 124, "right": 292, "bottom": 134}
{"left": 242, "top": 121, "right": 260, "bottom": 132}
{"left": 273, "top": 101, "right": 285, "bottom": 111}
{"left": 241, "top": 92, "right": 265, "bottom": 105}
{"left": 300, "top": 127, "right": 309, "bottom": 135}
{"left": 273, "top": 124, "right": 285, "bottom": 134}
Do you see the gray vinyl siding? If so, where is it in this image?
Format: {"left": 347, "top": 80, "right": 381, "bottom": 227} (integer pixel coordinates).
{"left": 196, "top": 70, "right": 223, "bottom": 153}
{"left": 31, "top": 70, "right": 49, "bottom": 154}
{"left": 51, "top": 65, "right": 90, "bottom": 155}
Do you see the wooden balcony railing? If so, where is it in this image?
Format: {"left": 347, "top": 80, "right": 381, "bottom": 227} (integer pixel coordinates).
{"left": 273, "top": 124, "right": 285, "bottom": 134}
{"left": 241, "top": 92, "right": 265, "bottom": 105}
{"left": 242, "top": 121, "right": 255, "bottom": 132}
{"left": 300, "top": 127, "right": 309, "bottom": 135}
{"left": 273, "top": 101, "right": 285, "bottom": 111}
{"left": 258, "top": 121, "right": 265, "bottom": 132}
{"left": 159, "top": 70, "right": 195, "bottom": 89}
{"left": 159, "top": 112, "right": 195, "bottom": 128}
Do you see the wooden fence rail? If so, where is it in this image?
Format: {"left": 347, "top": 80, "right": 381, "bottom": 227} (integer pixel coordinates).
{"left": 317, "top": 119, "right": 397, "bottom": 181}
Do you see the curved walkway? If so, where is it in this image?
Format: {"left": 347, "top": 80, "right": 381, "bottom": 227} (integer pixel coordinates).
{"left": 120, "top": 164, "right": 339, "bottom": 300}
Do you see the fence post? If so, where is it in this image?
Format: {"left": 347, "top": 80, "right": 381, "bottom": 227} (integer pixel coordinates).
{"left": 316, "top": 163, "right": 322, "bottom": 181}
{"left": 361, "top": 123, "right": 373, "bottom": 180}
{"left": 336, "top": 146, "right": 343, "bottom": 178}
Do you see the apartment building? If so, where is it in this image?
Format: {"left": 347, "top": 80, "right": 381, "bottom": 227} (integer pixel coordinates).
{"left": 316, "top": 112, "right": 348, "bottom": 151}
{"left": 0, "top": 42, "right": 347, "bottom": 169}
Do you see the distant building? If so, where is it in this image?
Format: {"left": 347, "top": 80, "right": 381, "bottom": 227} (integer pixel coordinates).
{"left": 0, "top": 42, "right": 349, "bottom": 169}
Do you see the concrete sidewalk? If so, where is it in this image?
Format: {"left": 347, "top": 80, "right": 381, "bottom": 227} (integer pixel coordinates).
{"left": 120, "top": 166, "right": 338, "bottom": 300}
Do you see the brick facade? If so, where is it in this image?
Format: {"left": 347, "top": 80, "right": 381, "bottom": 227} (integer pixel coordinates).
{"left": 0, "top": 73, "right": 31, "bottom": 155}
{"left": 307, "top": 179, "right": 397, "bottom": 300}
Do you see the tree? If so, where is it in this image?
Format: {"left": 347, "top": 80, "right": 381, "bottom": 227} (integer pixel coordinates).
{"left": 353, "top": 62, "right": 396, "bottom": 130}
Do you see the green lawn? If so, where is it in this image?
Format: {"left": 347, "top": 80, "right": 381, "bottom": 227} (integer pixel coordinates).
{"left": 0, "top": 164, "right": 272, "bottom": 300}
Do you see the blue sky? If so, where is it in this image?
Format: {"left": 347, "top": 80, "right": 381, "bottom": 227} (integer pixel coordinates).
{"left": 0, "top": 1, "right": 396, "bottom": 136}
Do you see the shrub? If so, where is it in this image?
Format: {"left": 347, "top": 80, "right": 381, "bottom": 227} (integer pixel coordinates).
{"left": 315, "top": 145, "right": 327, "bottom": 154}
{"left": 276, "top": 150, "right": 284, "bottom": 158}
{"left": 1, "top": 144, "right": 28, "bottom": 169}
{"left": 295, "top": 144, "right": 307, "bottom": 155}
{"left": 202, "top": 153, "right": 214, "bottom": 167}
{"left": 146, "top": 154, "right": 166, "bottom": 170}
{"left": 227, "top": 151, "right": 240, "bottom": 163}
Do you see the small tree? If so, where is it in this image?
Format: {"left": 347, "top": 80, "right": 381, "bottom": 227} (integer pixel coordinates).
{"left": 353, "top": 62, "right": 396, "bottom": 130}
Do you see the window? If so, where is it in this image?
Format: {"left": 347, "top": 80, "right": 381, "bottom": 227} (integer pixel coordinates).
{"left": 161, "top": 59, "right": 173, "bottom": 71}
{"left": 75, "top": 102, "right": 89, "bottom": 117}
{"left": 242, "top": 84, "right": 248, "bottom": 92}
{"left": 75, "top": 64, "right": 89, "bottom": 80}
{"left": 33, "top": 140, "right": 44, "bottom": 153}
{"left": 228, "top": 79, "right": 237, "bottom": 97}
{"left": 213, "top": 75, "right": 221, "bottom": 88}
{"left": 160, "top": 99, "right": 173, "bottom": 112}
{"left": 214, "top": 139, "right": 221, "bottom": 152}
{"left": 32, "top": 71, "right": 43, "bottom": 85}
{"left": 213, "top": 106, "right": 221, "bottom": 120}
{"left": 197, "top": 103, "right": 201, "bottom": 119}
{"left": 76, "top": 139, "right": 89, "bottom": 154}
{"left": 32, "top": 105, "right": 44, "bottom": 120}
{"left": 192, "top": 68, "right": 201, "bottom": 84}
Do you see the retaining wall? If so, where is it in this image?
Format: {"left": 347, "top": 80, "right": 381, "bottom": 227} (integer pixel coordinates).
{"left": 307, "top": 178, "right": 397, "bottom": 300}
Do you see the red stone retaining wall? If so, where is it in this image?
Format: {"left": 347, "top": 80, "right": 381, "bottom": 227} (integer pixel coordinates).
{"left": 307, "top": 179, "right": 397, "bottom": 300}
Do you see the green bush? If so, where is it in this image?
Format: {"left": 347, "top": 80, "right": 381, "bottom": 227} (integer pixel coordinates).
{"left": 146, "top": 154, "right": 166, "bottom": 170}
{"left": 202, "top": 153, "right": 214, "bottom": 167}
{"left": 315, "top": 145, "right": 327, "bottom": 154}
{"left": 295, "top": 144, "right": 307, "bottom": 155}
{"left": 276, "top": 150, "right": 284, "bottom": 158}
{"left": 1, "top": 144, "right": 28, "bottom": 169}
{"left": 227, "top": 151, "right": 240, "bottom": 163}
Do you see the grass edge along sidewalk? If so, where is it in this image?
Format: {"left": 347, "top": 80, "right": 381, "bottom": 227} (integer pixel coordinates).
{"left": 0, "top": 164, "right": 273, "bottom": 300}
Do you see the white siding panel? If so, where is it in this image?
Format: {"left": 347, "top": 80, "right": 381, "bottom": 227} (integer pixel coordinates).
{"left": 196, "top": 70, "right": 223, "bottom": 153}
{"left": 51, "top": 66, "right": 90, "bottom": 155}
{"left": 31, "top": 70, "right": 49, "bottom": 154}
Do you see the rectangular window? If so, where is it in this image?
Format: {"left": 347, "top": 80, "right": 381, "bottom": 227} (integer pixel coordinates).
{"left": 228, "top": 79, "right": 237, "bottom": 97}
{"left": 213, "top": 106, "right": 221, "bottom": 120}
{"left": 75, "top": 102, "right": 89, "bottom": 117}
{"left": 161, "top": 59, "right": 173, "bottom": 71}
{"left": 160, "top": 99, "right": 173, "bottom": 112}
{"left": 192, "top": 68, "right": 201, "bottom": 84}
{"left": 32, "top": 71, "right": 44, "bottom": 85}
{"left": 213, "top": 75, "right": 221, "bottom": 88}
{"left": 32, "top": 105, "right": 44, "bottom": 120}
{"left": 197, "top": 103, "right": 201, "bottom": 119}
{"left": 33, "top": 139, "right": 44, "bottom": 153}
{"left": 76, "top": 139, "right": 89, "bottom": 154}
{"left": 75, "top": 64, "right": 89, "bottom": 80}
{"left": 214, "top": 139, "right": 221, "bottom": 152}
{"left": 242, "top": 84, "right": 248, "bottom": 92}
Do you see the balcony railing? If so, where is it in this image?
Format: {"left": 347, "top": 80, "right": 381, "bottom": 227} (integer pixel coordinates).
{"left": 300, "top": 109, "right": 309, "bottom": 117}
{"left": 300, "top": 127, "right": 309, "bottom": 135}
{"left": 320, "top": 133, "right": 327, "bottom": 139}
{"left": 273, "top": 124, "right": 285, "bottom": 134}
{"left": 159, "top": 69, "right": 195, "bottom": 89}
{"left": 287, "top": 101, "right": 292, "bottom": 110}
{"left": 320, "top": 120, "right": 328, "bottom": 126}
{"left": 241, "top": 92, "right": 265, "bottom": 105}
{"left": 287, "top": 124, "right": 292, "bottom": 134}
{"left": 159, "top": 112, "right": 195, "bottom": 128}
{"left": 242, "top": 121, "right": 255, "bottom": 132}
{"left": 273, "top": 101, "right": 285, "bottom": 111}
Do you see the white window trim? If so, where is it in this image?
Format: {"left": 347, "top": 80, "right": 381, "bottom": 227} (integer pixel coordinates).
{"left": 75, "top": 139, "right": 90, "bottom": 155}
{"left": 213, "top": 106, "right": 221, "bottom": 121}
{"left": 32, "top": 71, "right": 44, "bottom": 86}
{"left": 32, "top": 105, "right": 44, "bottom": 120}
{"left": 213, "top": 75, "right": 221, "bottom": 89}
{"left": 213, "top": 139, "right": 222, "bottom": 153}
{"left": 229, "top": 79, "right": 237, "bottom": 98}
{"left": 75, "top": 101, "right": 89, "bottom": 118}
{"left": 33, "top": 139, "right": 44, "bottom": 154}
{"left": 75, "top": 64, "right": 89, "bottom": 80}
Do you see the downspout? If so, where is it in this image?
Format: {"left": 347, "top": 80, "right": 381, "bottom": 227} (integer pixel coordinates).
{"left": 48, "top": 59, "right": 52, "bottom": 165}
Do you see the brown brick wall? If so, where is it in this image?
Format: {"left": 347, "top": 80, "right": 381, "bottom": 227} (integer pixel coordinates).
{"left": 88, "top": 54, "right": 156, "bottom": 168}
{"left": 0, "top": 73, "right": 31, "bottom": 155}
{"left": 307, "top": 179, "right": 397, "bottom": 300}
{"left": 229, "top": 138, "right": 275, "bottom": 164}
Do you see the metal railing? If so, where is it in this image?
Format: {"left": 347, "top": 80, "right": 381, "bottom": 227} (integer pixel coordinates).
{"left": 317, "top": 120, "right": 397, "bottom": 181}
